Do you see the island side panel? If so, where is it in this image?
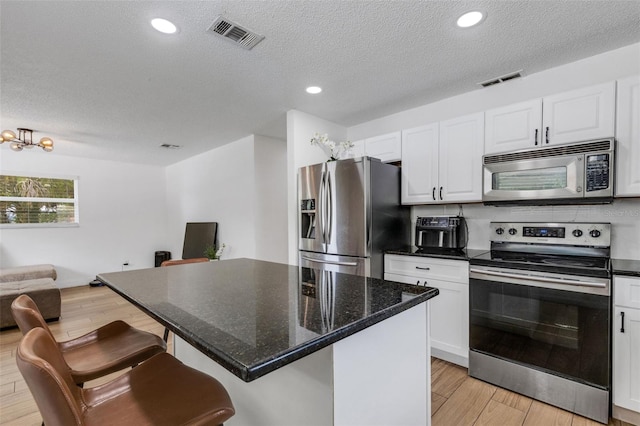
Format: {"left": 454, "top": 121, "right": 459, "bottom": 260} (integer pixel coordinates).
{"left": 174, "top": 336, "right": 334, "bottom": 426}
{"left": 332, "top": 302, "right": 430, "bottom": 426}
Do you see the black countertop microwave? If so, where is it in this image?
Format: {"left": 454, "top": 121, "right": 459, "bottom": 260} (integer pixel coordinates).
{"left": 482, "top": 139, "right": 614, "bottom": 205}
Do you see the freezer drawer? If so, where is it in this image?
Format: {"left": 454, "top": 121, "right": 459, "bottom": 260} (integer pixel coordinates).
{"left": 299, "top": 251, "right": 369, "bottom": 277}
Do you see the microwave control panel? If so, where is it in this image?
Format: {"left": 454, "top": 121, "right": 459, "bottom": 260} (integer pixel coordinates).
{"left": 585, "top": 153, "right": 610, "bottom": 192}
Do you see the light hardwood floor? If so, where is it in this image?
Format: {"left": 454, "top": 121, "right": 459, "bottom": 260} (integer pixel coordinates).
{"left": 0, "top": 285, "right": 634, "bottom": 426}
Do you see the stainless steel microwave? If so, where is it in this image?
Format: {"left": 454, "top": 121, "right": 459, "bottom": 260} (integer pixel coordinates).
{"left": 482, "top": 139, "right": 614, "bottom": 205}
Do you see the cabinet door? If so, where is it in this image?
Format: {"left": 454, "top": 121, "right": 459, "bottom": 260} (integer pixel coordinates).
{"left": 542, "top": 81, "right": 616, "bottom": 146}
{"left": 365, "top": 131, "right": 401, "bottom": 162}
{"left": 613, "top": 307, "right": 640, "bottom": 412}
{"left": 401, "top": 123, "right": 439, "bottom": 204}
{"left": 485, "top": 99, "right": 542, "bottom": 154}
{"left": 615, "top": 75, "right": 640, "bottom": 197}
{"left": 428, "top": 279, "right": 469, "bottom": 367}
{"left": 439, "top": 112, "right": 484, "bottom": 203}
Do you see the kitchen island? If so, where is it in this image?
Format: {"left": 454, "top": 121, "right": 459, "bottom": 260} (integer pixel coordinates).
{"left": 97, "top": 258, "right": 438, "bottom": 426}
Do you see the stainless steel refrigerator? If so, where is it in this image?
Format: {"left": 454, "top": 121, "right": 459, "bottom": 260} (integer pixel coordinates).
{"left": 298, "top": 156, "right": 410, "bottom": 279}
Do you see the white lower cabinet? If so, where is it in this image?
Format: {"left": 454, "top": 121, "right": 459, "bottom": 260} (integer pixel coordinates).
{"left": 613, "top": 276, "right": 640, "bottom": 419}
{"left": 385, "top": 254, "right": 469, "bottom": 367}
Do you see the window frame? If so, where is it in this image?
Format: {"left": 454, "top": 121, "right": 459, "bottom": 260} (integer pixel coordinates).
{"left": 0, "top": 172, "right": 80, "bottom": 229}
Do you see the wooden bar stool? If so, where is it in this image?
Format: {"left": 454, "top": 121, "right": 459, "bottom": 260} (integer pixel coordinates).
{"left": 17, "top": 327, "right": 235, "bottom": 425}
{"left": 11, "top": 294, "right": 166, "bottom": 385}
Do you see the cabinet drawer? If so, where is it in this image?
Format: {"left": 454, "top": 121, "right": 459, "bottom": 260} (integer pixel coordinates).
{"left": 615, "top": 276, "right": 640, "bottom": 309}
{"left": 385, "top": 254, "right": 468, "bottom": 283}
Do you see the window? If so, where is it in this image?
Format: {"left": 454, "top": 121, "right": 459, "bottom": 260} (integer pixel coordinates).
{"left": 0, "top": 174, "right": 79, "bottom": 226}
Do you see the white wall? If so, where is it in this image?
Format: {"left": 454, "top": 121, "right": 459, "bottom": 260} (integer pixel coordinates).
{"left": 286, "top": 110, "right": 347, "bottom": 264}
{"left": 0, "top": 150, "right": 167, "bottom": 287}
{"left": 166, "top": 134, "right": 288, "bottom": 264}
{"left": 254, "top": 135, "right": 288, "bottom": 264}
{"left": 287, "top": 43, "right": 640, "bottom": 262}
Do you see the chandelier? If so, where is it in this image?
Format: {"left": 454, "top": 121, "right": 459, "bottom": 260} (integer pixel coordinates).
{"left": 0, "top": 128, "right": 54, "bottom": 152}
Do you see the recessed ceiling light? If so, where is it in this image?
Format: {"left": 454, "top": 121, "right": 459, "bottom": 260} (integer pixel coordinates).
{"left": 151, "top": 18, "right": 178, "bottom": 34}
{"left": 456, "top": 11, "right": 484, "bottom": 28}
{"left": 306, "top": 86, "right": 322, "bottom": 94}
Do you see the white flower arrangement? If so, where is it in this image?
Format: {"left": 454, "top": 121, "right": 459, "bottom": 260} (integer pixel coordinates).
{"left": 310, "top": 133, "right": 354, "bottom": 161}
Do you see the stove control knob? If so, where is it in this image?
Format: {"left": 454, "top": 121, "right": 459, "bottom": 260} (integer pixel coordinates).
{"left": 508, "top": 228, "right": 517, "bottom": 235}
{"left": 590, "top": 229, "right": 601, "bottom": 238}
{"left": 572, "top": 229, "right": 583, "bottom": 237}
{"left": 495, "top": 227, "right": 504, "bottom": 235}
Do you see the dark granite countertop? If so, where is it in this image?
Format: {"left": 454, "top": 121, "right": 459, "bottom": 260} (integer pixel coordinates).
{"left": 612, "top": 258, "right": 640, "bottom": 277}
{"left": 97, "top": 258, "right": 438, "bottom": 382}
{"left": 386, "top": 247, "right": 489, "bottom": 261}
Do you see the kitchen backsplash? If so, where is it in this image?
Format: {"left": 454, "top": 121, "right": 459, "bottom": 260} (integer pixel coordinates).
{"left": 412, "top": 198, "right": 640, "bottom": 260}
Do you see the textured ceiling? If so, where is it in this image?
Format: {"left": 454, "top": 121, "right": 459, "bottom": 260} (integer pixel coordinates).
{"left": 1, "top": 1, "right": 639, "bottom": 165}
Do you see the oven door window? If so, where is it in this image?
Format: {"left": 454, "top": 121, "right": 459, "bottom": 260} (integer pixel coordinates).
{"left": 470, "top": 279, "right": 609, "bottom": 388}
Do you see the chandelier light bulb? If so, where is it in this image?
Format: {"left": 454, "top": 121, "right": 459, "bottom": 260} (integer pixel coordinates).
{"left": 40, "top": 137, "right": 54, "bottom": 147}
{"left": 1, "top": 130, "right": 16, "bottom": 141}
{"left": 10, "top": 142, "right": 23, "bottom": 151}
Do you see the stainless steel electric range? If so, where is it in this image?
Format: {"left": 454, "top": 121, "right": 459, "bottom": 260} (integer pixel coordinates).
{"left": 469, "top": 222, "right": 611, "bottom": 424}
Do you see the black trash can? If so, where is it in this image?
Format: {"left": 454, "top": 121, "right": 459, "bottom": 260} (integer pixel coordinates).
{"left": 154, "top": 251, "right": 171, "bottom": 267}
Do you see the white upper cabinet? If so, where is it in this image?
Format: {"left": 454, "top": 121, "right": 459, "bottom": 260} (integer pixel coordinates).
{"left": 401, "top": 112, "right": 484, "bottom": 204}
{"left": 542, "top": 81, "right": 616, "bottom": 145}
{"left": 484, "top": 82, "right": 616, "bottom": 155}
{"left": 439, "top": 112, "right": 484, "bottom": 203}
{"left": 615, "top": 75, "right": 640, "bottom": 197}
{"left": 485, "top": 99, "right": 542, "bottom": 154}
{"left": 364, "top": 131, "right": 402, "bottom": 162}
{"left": 401, "top": 123, "right": 439, "bottom": 204}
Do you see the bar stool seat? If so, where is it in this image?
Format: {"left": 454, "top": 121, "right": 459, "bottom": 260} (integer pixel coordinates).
{"left": 17, "top": 327, "right": 235, "bottom": 425}
{"left": 11, "top": 294, "right": 166, "bottom": 385}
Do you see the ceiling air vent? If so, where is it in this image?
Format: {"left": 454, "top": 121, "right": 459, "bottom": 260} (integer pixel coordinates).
{"left": 160, "top": 144, "right": 181, "bottom": 149}
{"left": 478, "top": 70, "right": 523, "bottom": 88}
{"left": 207, "top": 16, "right": 265, "bottom": 50}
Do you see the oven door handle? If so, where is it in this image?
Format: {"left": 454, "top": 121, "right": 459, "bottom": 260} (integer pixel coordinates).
{"left": 469, "top": 267, "right": 607, "bottom": 288}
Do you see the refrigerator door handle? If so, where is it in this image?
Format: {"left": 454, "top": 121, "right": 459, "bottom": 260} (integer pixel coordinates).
{"left": 319, "top": 169, "right": 327, "bottom": 249}
{"left": 300, "top": 255, "right": 359, "bottom": 267}
{"left": 326, "top": 170, "right": 333, "bottom": 245}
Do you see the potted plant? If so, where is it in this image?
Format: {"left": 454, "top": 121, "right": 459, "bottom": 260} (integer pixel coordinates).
{"left": 204, "top": 243, "right": 225, "bottom": 261}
